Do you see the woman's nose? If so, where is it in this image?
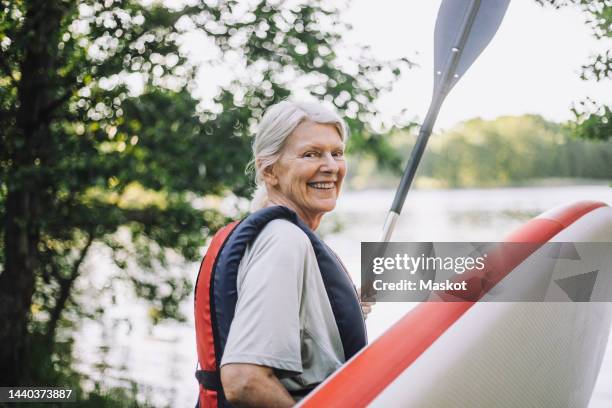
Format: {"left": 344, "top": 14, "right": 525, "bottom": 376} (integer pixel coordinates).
{"left": 320, "top": 152, "right": 339, "bottom": 173}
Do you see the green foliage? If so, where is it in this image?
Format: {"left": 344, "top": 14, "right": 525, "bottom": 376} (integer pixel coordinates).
{"left": 571, "top": 99, "right": 612, "bottom": 141}
{"left": 348, "top": 115, "right": 612, "bottom": 189}
{"left": 427, "top": 115, "right": 612, "bottom": 187}
{"left": 535, "top": 0, "right": 612, "bottom": 140}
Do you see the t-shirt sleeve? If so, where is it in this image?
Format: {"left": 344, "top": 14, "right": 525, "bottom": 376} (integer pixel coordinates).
{"left": 220, "top": 220, "right": 310, "bottom": 376}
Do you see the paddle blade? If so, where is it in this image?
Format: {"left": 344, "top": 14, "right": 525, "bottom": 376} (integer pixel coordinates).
{"left": 433, "top": 0, "right": 510, "bottom": 94}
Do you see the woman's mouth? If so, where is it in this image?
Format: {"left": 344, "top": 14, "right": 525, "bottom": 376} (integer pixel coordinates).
{"left": 307, "top": 182, "right": 335, "bottom": 190}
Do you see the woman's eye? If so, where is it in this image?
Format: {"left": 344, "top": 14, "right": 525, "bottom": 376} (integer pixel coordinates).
{"left": 303, "top": 150, "right": 344, "bottom": 159}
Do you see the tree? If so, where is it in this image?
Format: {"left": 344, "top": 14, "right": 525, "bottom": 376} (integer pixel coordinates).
{"left": 347, "top": 115, "right": 612, "bottom": 189}
{"left": 535, "top": 0, "right": 612, "bottom": 141}
{"left": 0, "top": 0, "right": 411, "bottom": 387}
{"left": 423, "top": 115, "right": 612, "bottom": 187}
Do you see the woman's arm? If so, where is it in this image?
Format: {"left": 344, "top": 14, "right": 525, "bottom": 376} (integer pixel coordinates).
{"left": 220, "top": 221, "right": 308, "bottom": 407}
{"left": 221, "top": 363, "right": 295, "bottom": 407}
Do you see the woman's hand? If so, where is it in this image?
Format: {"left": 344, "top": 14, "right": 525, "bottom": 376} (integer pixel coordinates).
{"left": 357, "top": 287, "right": 376, "bottom": 320}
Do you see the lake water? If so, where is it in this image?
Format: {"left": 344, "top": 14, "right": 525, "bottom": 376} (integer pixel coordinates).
{"left": 74, "top": 185, "right": 612, "bottom": 407}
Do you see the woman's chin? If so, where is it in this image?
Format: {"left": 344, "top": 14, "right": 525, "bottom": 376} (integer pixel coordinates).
{"left": 312, "top": 199, "right": 338, "bottom": 213}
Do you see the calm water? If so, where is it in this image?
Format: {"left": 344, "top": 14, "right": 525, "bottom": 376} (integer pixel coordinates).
{"left": 75, "top": 185, "right": 612, "bottom": 407}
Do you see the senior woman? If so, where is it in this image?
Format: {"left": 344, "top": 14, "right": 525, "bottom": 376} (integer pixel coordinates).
{"left": 194, "top": 100, "right": 371, "bottom": 408}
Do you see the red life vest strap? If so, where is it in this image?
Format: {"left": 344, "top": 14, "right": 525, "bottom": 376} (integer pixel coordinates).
{"left": 194, "top": 221, "right": 240, "bottom": 407}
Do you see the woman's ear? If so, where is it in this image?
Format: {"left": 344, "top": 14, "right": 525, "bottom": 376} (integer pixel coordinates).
{"left": 260, "top": 161, "right": 278, "bottom": 186}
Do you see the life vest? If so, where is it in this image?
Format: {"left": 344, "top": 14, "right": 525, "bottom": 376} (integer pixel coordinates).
{"left": 194, "top": 205, "right": 367, "bottom": 407}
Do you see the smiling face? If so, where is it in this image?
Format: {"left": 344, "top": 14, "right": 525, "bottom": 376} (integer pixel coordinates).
{"left": 263, "top": 120, "right": 346, "bottom": 229}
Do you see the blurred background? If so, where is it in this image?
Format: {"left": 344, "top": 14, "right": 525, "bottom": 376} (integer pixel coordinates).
{"left": 0, "top": 0, "right": 611, "bottom": 406}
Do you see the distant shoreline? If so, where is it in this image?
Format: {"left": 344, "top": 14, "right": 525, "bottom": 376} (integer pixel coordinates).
{"left": 345, "top": 178, "right": 611, "bottom": 192}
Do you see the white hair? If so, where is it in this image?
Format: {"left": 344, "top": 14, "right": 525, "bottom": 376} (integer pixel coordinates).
{"left": 247, "top": 100, "right": 348, "bottom": 212}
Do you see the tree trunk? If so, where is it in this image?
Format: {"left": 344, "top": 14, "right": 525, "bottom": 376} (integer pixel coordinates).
{"left": 0, "top": 1, "right": 66, "bottom": 385}
{"left": 0, "top": 192, "right": 40, "bottom": 385}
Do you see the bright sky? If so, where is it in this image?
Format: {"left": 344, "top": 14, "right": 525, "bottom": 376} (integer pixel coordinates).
{"left": 344, "top": 0, "right": 612, "bottom": 131}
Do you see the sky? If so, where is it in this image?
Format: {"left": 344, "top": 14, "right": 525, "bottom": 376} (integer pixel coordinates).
{"left": 343, "top": 0, "right": 612, "bottom": 131}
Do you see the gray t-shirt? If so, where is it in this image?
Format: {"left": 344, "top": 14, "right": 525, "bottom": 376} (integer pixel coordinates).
{"left": 220, "top": 219, "right": 345, "bottom": 396}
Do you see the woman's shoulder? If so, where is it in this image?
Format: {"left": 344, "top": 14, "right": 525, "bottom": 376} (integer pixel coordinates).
{"left": 241, "top": 218, "right": 313, "bottom": 271}
{"left": 243, "top": 218, "right": 312, "bottom": 258}
{"left": 257, "top": 218, "right": 310, "bottom": 245}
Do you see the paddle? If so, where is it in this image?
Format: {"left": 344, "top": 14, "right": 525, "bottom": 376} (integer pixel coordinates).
{"left": 380, "top": 0, "right": 511, "bottom": 241}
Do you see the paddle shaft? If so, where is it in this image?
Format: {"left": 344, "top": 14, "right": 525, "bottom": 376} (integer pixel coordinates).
{"left": 381, "top": 0, "right": 482, "bottom": 242}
